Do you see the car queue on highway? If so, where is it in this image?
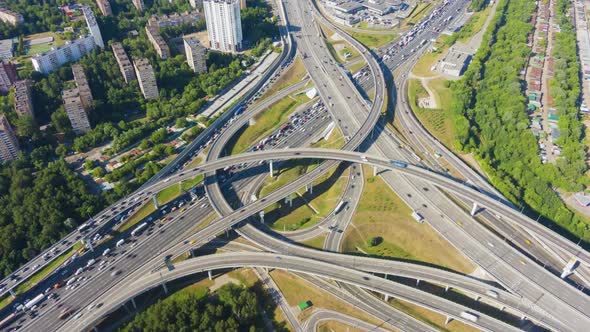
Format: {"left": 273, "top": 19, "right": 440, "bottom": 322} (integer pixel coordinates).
{"left": 3, "top": 0, "right": 590, "bottom": 330}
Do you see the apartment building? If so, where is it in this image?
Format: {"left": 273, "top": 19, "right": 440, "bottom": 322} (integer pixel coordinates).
{"left": 63, "top": 88, "right": 92, "bottom": 135}
{"left": 0, "top": 115, "right": 18, "bottom": 162}
{"left": 133, "top": 58, "right": 159, "bottom": 99}
{"left": 0, "top": 61, "right": 16, "bottom": 94}
{"left": 31, "top": 36, "right": 95, "bottom": 74}
{"left": 148, "top": 11, "right": 203, "bottom": 29}
{"left": 82, "top": 5, "right": 104, "bottom": 49}
{"left": 0, "top": 8, "right": 23, "bottom": 25}
{"left": 203, "top": 0, "right": 243, "bottom": 52}
{"left": 145, "top": 25, "right": 170, "bottom": 59}
{"left": 96, "top": 0, "right": 112, "bottom": 16}
{"left": 13, "top": 80, "right": 34, "bottom": 118}
{"left": 72, "top": 64, "right": 93, "bottom": 110}
{"left": 111, "top": 42, "right": 136, "bottom": 83}
{"left": 183, "top": 36, "right": 207, "bottom": 74}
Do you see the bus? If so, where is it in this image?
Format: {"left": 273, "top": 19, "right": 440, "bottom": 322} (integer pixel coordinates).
{"left": 131, "top": 222, "right": 148, "bottom": 237}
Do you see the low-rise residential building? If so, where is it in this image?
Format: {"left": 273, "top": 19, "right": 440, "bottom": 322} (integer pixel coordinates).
{"left": 0, "top": 39, "right": 13, "bottom": 60}
{"left": 96, "top": 0, "right": 112, "bottom": 16}
{"left": 0, "top": 114, "right": 19, "bottom": 162}
{"left": 183, "top": 36, "right": 207, "bottom": 74}
{"left": 72, "top": 64, "right": 93, "bottom": 110}
{"left": 145, "top": 25, "right": 170, "bottom": 59}
{"left": 439, "top": 47, "right": 472, "bottom": 77}
{"left": 111, "top": 42, "right": 136, "bottom": 83}
{"left": 13, "top": 80, "right": 34, "bottom": 118}
{"left": 132, "top": 0, "right": 144, "bottom": 11}
{"left": 148, "top": 11, "right": 203, "bottom": 28}
{"left": 0, "top": 8, "right": 23, "bottom": 25}
{"left": 133, "top": 58, "right": 159, "bottom": 99}
{"left": 0, "top": 61, "right": 17, "bottom": 94}
{"left": 31, "top": 35, "right": 96, "bottom": 74}
{"left": 63, "top": 87, "right": 92, "bottom": 135}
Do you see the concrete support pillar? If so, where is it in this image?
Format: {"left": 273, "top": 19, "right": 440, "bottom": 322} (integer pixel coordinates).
{"left": 269, "top": 160, "right": 274, "bottom": 177}
{"left": 162, "top": 282, "right": 168, "bottom": 295}
{"left": 373, "top": 165, "right": 377, "bottom": 177}
{"left": 384, "top": 294, "right": 390, "bottom": 302}
{"left": 416, "top": 279, "right": 420, "bottom": 286}
{"left": 475, "top": 295, "right": 480, "bottom": 301}
{"left": 259, "top": 211, "right": 265, "bottom": 223}
{"left": 470, "top": 202, "right": 479, "bottom": 216}
{"left": 445, "top": 286, "right": 449, "bottom": 292}
{"left": 521, "top": 315, "right": 527, "bottom": 321}
{"left": 500, "top": 306, "right": 505, "bottom": 311}
{"left": 289, "top": 194, "right": 293, "bottom": 207}
{"left": 384, "top": 273, "right": 388, "bottom": 280}
{"left": 152, "top": 195, "right": 159, "bottom": 209}
{"left": 131, "top": 298, "right": 137, "bottom": 309}
{"left": 208, "top": 270, "right": 213, "bottom": 280}
{"left": 445, "top": 316, "right": 452, "bottom": 325}
{"left": 8, "top": 289, "right": 15, "bottom": 298}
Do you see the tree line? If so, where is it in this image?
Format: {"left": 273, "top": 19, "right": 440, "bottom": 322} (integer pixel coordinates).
{"left": 121, "top": 283, "right": 262, "bottom": 332}
{"left": 449, "top": 0, "right": 590, "bottom": 244}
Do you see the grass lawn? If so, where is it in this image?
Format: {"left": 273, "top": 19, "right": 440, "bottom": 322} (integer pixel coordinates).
{"left": 181, "top": 174, "right": 204, "bottom": 191}
{"left": 118, "top": 202, "right": 157, "bottom": 233}
{"left": 388, "top": 297, "right": 479, "bottom": 332}
{"left": 186, "top": 156, "right": 203, "bottom": 169}
{"left": 301, "top": 235, "right": 327, "bottom": 250}
{"left": 346, "top": 60, "right": 366, "bottom": 73}
{"left": 259, "top": 162, "right": 349, "bottom": 231}
{"left": 342, "top": 165, "right": 474, "bottom": 274}
{"left": 406, "top": 3, "right": 433, "bottom": 26}
{"left": 311, "top": 126, "right": 345, "bottom": 150}
{"left": 349, "top": 31, "right": 398, "bottom": 49}
{"left": 258, "top": 56, "right": 308, "bottom": 101}
{"left": 231, "top": 94, "right": 311, "bottom": 155}
{"left": 407, "top": 78, "right": 455, "bottom": 150}
{"left": 269, "top": 269, "right": 388, "bottom": 326}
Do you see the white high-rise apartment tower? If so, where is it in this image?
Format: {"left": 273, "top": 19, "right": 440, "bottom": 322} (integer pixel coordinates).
{"left": 203, "top": 0, "right": 242, "bottom": 52}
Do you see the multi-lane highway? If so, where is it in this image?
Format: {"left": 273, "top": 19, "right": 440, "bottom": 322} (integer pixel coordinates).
{"left": 5, "top": 0, "right": 590, "bottom": 331}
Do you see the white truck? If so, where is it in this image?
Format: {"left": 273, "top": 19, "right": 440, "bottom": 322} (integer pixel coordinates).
{"left": 24, "top": 294, "right": 45, "bottom": 310}
{"left": 102, "top": 248, "right": 111, "bottom": 256}
{"left": 116, "top": 239, "right": 125, "bottom": 247}
{"left": 460, "top": 311, "right": 479, "bottom": 322}
{"left": 86, "top": 259, "right": 96, "bottom": 268}
{"left": 411, "top": 212, "right": 424, "bottom": 223}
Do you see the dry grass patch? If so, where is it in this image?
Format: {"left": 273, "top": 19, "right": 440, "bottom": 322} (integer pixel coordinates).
{"left": 342, "top": 165, "right": 474, "bottom": 274}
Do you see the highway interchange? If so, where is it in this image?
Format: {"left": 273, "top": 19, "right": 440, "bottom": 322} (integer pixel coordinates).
{"left": 2, "top": 0, "right": 590, "bottom": 331}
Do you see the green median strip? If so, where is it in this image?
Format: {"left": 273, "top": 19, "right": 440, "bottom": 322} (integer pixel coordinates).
{"left": 118, "top": 175, "right": 205, "bottom": 233}
{"left": 0, "top": 241, "right": 83, "bottom": 310}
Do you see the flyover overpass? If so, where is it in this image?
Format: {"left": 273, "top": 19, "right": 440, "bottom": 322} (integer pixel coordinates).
{"left": 63, "top": 252, "right": 521, "bottom": 332}
{"left": 123, "top": 147, "right": 590, "bottom": 330}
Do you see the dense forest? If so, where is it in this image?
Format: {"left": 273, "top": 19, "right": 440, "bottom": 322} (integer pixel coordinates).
{"left": 121, "top": 284, "right": 262, "bottom": 332}
{"left": 450, "top": 0, "right": 590, "bottom": 243}
{"left": 0, "top": 158, "right": 105, "bottom": 276}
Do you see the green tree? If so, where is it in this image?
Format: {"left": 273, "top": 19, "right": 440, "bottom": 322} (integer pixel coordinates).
{"left": 175, "top": 117, "right": 188, "bottom": 128}
{"left": 150, "top": 128, "right": 168, "bottom": 144}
